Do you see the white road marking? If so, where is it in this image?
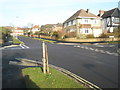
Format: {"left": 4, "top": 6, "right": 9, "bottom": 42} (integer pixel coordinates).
{"left": 95, "top": 49, "right": 99, "bottom": 52}
{"left": 109, "top": 45, "right": 115, "bottom": 47}
{"left": 89, "top": 48, "right": 94, "bottom": 50}
{"left": 81, "top": 46, "right": 84, "bottom": 48}
{"left": 100, "top": 51, "right": 106, "bottom": 53}
{"left": 106, "top": 51, "right": 113, "bottom": 55}
{"left": 20, "top": 43, "right": 29, "bottom": 49}
{"left": 96, "top": 45, "right": 104, "bottom": 47}
{"left": 22, "top": 44, "right": 29, "bottom": 48}
{"left": 20, "top": 43, "right": 25, "bottom": 48}
{"left": 85, "top": 47, "right": 89, "bottom": 49}
{"left": 77, "top": 45, "right": 80, "bottom": 47}
{"left": 73, "top": 45, "right": 118, "bottom": 56}
{"left": 73, "top": 45, "right": 77, "bottom": 47}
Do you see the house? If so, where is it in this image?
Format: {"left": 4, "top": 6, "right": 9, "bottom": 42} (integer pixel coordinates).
{"left": 101, "top": 8, "right": 120, "bottom": 33}
{"left": 11, "top": 27, "right": 24, "bottom": 36}
{"left": 31, "top": 25, "right": 40, "bottom": 34}
{"left": 63, "top": 9, "right": 102, "bottom": 37}
{"left": 52, "top": 23, "right": 63, "bottom": 31}
{"left": 41, "top": 23, "right": 63, "bottom": 32}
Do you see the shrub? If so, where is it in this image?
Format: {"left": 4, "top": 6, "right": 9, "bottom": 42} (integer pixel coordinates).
{"left": 64, "top": 32, "right": 76, "bottom": 38}
{"left": 99, "top": 33, "right": 114, "bottom": 38}
{"left": 86, "top": 34, "right": 94, "bottom": 38}
{"left": 113, "top": 27, "right": 120, "bottom": 37}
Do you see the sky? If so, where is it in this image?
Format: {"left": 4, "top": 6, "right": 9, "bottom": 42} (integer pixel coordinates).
{"left": 0, "top": 0, "right": 119, "bottom": 27}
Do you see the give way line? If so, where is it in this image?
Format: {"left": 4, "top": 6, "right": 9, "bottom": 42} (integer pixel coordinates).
{"left": 20, "top": 43, "right": 29, "bottom": 49}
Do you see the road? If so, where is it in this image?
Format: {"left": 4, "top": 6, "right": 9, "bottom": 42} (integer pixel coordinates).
{"left": 2, "top": 36, "right": 119, "bottom": 88}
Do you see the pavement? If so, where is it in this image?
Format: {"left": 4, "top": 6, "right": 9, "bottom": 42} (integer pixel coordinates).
{"left": 2, "top": 36, "right": 26, "bottom": 89}
{"left": 1, "top": 36, "right": 119, "bottom": 89}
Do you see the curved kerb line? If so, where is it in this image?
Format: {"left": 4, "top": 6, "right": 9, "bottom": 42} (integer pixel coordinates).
{"left": 16, "top": 58, "right": 102, "bottom": 90}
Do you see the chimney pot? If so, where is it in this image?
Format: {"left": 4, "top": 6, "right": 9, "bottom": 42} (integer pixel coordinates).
{"left": 87, "top": 9, "right": 90, "bottom": 13}
{"left": 99, "top": 10, "right": 104, "bottom": 17}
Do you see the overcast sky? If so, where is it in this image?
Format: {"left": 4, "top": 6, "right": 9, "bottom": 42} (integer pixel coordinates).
{"left": 0, "top": 0, "right": 119, "bottom": 27}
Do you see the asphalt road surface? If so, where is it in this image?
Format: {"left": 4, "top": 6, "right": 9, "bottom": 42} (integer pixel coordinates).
{"left": 2, "top": 36, "right": 119, "bottom": 88}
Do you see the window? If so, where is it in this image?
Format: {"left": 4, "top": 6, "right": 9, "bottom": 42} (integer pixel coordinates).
{"left": 85, "top": 19, "right": 88, "bottom": 23}
{"left": 94, "top": 20, "right": 99, "bottom": 24}
{"left": 71, "top": 20, "right": 73, "bottom": 25}
{"left": 113, "top": 18, "right": 120, "bottom": 23}
{"left": 94, "top": 20, "right": 97, "bottom": 24}
{"left": 68, "top": 22, "right": 71, "bottom": 26}
{"left": 63, "top": 23, "right": 67, "bottom": 27}
{"left": 85, "top": 29, "right": 89, "bottom": 33}
{"left": 73, "top": 20, "right": 76, "bottom": 25}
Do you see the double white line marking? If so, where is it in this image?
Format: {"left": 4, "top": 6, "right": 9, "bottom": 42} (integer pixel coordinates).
{"left": 20, "top": 43, "right": 29, "bottom": 49}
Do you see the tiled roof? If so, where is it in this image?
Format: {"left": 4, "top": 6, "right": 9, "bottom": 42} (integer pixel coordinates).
{"left": 15, "top": 27, "right": 22, "bottom": 30}
{"left": 64, "top": 9, "right": 99, "bottom": 23}
{"left": 32, "top": 25, "right": 40, "bottom": 28}
{"left": 102, "top": 8, "right": 120, "bottom": 18}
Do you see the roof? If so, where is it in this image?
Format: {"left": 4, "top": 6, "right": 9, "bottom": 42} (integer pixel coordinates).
{"left": 102, "top": 8, "right": 120, "bottom": 18}
{"left": 14, "top": 27, "right": 23, "bottom": 30}
{"left": 64, "top": 9, "right": 99, "bottom": 23}
{"left": 32, "top": 25, "right": 40, "bottom": 28}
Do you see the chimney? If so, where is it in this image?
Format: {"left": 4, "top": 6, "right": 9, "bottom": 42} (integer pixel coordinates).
{"left": 86, "top": 9, "right": 90, "bottom": 13}
{"left": 99, "top": 10, "right": 104, "bottom": 17}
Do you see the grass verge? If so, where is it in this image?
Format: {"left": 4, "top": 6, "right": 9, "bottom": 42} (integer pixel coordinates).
{"left": 105, "top": 41, "right": 120, "bottom": 44}
{"left": 12, "top": 36, "right": 22, "bottom": 44}
{"left": 33, "top": 38, "right": 56, "bottom": 43}
{"left": 22, "top": 67, "right": 85, "bottom": 88}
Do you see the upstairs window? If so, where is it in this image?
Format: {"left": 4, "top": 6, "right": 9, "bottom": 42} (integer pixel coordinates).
{"left": 68, "top": 22, "right": 71, "bottom": 26}
{"left": 85, "top": 19, "right": 88, "bottom": 23}
{"left": 113, "top": 18, "right": 120, "bottom": 23}
{"left": 63, "top": 23, "right": 67, "bottom": 27}
{"left": 73, "top": 20, "right": 76, "bottom": 25}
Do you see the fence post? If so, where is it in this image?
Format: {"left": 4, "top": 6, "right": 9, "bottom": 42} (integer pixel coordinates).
{"left": 45, "top": 44, "right": 49, "bottom": 73}
{"left": 42, "top": 41, "right": 46, "bottom": 74}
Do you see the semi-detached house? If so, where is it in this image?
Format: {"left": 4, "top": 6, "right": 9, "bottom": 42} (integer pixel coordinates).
{"left": 11, "top": 27, "right": 24, "bottom": 36}
{"left": 63, "top": 9, "right": 102, "bottom": 37}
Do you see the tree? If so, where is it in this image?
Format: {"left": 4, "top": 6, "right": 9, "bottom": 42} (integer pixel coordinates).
{"left": 0, "top": 27, "right": 12, "bottom": 43}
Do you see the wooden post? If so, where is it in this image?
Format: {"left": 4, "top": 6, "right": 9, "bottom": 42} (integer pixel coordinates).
{"left": 42, "top": 41, "right": 46, "bottom": 74}
{"left": 45, "top": 44, "right": 49, "bottom": 73}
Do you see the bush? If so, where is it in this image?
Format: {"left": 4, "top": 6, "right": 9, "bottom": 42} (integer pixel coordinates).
{"left": 113, "top": 27, "right": 120, "bottom": 37}
{"left": 86, "top": 34, "right": 94, "bottom": 38}
{"left": 64, "top": 32, "right": 76, "bottom": 38}
{"left": 99, "top": 33, "right": 114, "bottom": 38}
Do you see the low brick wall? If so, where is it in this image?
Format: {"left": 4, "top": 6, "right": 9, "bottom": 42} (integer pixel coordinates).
{"left": 0, "top": 39, "right": 3, "bottom": 44}
{"left": 64, "top": 38, "right": 120, "bottom": 42}
{"left": 31, "top": 35, "right": 120, "bottom": 42}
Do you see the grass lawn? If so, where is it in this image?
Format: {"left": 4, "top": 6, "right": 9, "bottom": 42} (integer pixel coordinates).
{"left": 105, "top": 41, "right": 120, "bottom": 44}
{"left": 33, "top": 38, "right": 56, "bottom": 43}
{"left": 22, "top": 67, "right": 85, "bottom": 88}
{"left": 12, "top": 36, "right": 22, "bottom": 44}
